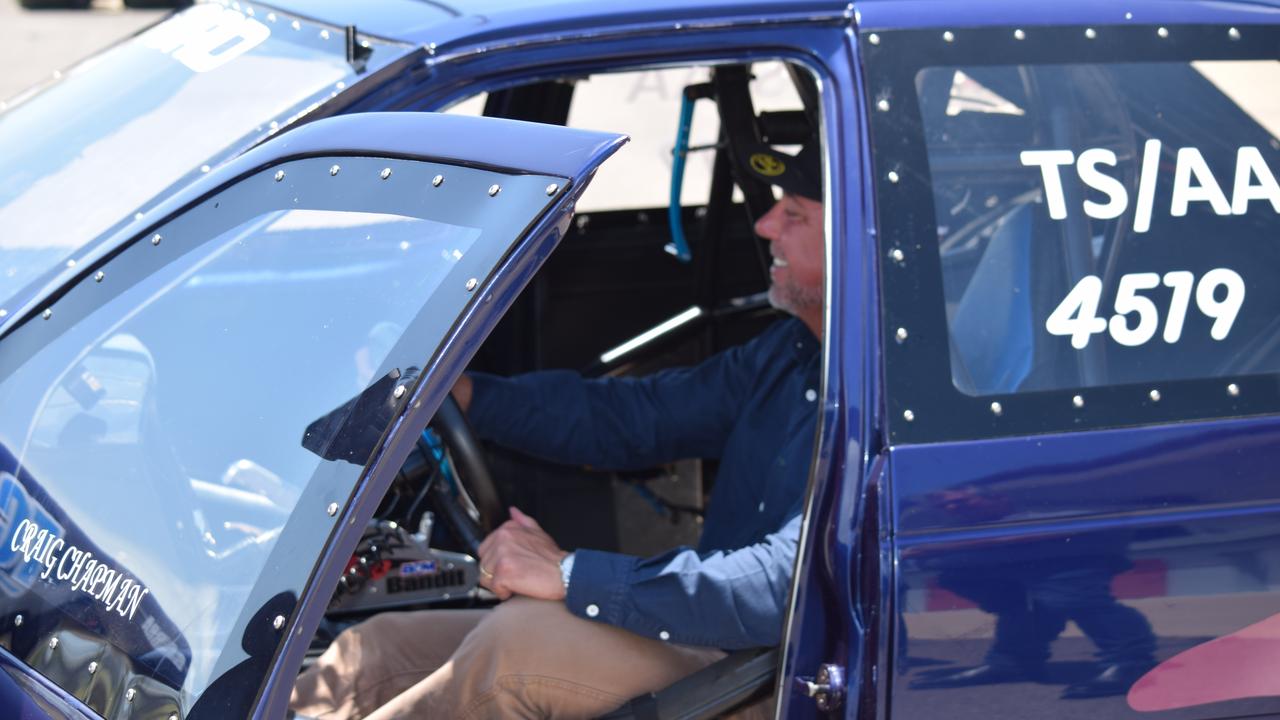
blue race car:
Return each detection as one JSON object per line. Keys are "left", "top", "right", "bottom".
{"left": 0, "top": 0, "right": 1279, "bottom": 718}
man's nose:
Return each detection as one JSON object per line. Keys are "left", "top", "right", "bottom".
{"left": 754, "top": 207, "right": 779, "bottom": 239}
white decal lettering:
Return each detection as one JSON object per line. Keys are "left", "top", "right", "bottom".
{"left": 1078, "top": 148, "right": 1129, "bottom": 219}
{"left": 9, "top": 519, "right": 29, "bottom": 553}
{"left": 1231, "top": 146, "right": 1280, "bottom": 215}
{"left": 1025, "top": 141, "right": 1278, "bottom": 227}
{"left": 6, "top": 519, "right": 151, "bottom": 623}
{"left": 1171, "top": 147, "right": 1232, "bottom": 217}
{"left": 1020, "top": 150, "right": 1075, "bottom": 219}
{"left": 39, "top": 538, "right": 63, "bottom": 581}
{"left": 1047, "top": 269, "right": 1246, "bottom": 348}
{"left": 141, "top": 5, "right": 272, "bottom": 74}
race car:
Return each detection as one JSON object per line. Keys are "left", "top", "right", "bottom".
{"left": 0, "top": 0, "right": 1278, "bottom": 718}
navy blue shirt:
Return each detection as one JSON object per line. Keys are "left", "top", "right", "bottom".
{"left": 468, "top": 318, "right": 820, "bottom": 648}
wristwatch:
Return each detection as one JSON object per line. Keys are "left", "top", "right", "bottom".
{"left": 559, "top": 552, "right": 576, "bottom": 591}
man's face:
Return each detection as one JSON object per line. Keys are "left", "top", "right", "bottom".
{"left": 754, "top": 193, "right": 825, "bottom": 332}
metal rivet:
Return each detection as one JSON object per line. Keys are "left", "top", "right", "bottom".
{"left": 804, "top": 388, "right": 818, "bottom": 402}
{"left": 66, "top": 259, "right": 76, "bottom": 268}
{"left": 380, "top": 168, "right": 392, "bottom": 180}
{"left": 890, "top": 248, "right": 905, "bottom": 263}
{"left": 488, "top": 184, "right": 501, "bottom": 197}
{"left": 942, "top": 30, "right": 955, "bottom": 43}
{"left": 42, "top": 309, "right": 52, "bottom": 320}
{"left": 463, "top": 278, "right": 478, "bottom": 293}
{"left": 13, "top": 614, "right": 21, "bottom": 627}
{"left": 990, "top": 401, "right": 1003, "bottom": 416}
{"left": 868, "top": 33, "right": 880, "bottom": 45}
{"left": 1229, "top": 27, "right": 1241, "bottom": 40}
{"left": 126, "top": 688, "right": 136, "bottom": 702}
{"left": 48, "top": 637, "right": 58, "bottom": 650}
{"left": 200, "top": 164, "right": 210, "bottom": 174}
{"left": 659, "top": 630, "right": 671, "bottom": 641}
{"left": 320, "top": 29, "right": 331, "bottom": 40}
{"left": 393, "top": 385, "right": 407, "bottom": 399}
{"left": 151, "top": 234, "right": 162, "bottom": 246}
{"left": 266, "top": 12, "right": 276, "bottom": 21}
{"left": 329, "top": 165, "right": 340, "bottom": 176}
{"left": 1125, "top": 11, "right": 1134, "bottom": 19}
{"left": 1149, "top": 389, "right": 1161, "bottom": 402}
{"left": 1228, "top": 383, "right": 1240, "bottom": 397}
{"left": 0, "top": 309, "right": 7, "bottom": 318}
{"left": 546, "top": 183, "right": 559, "bottom": 196}
{"left": 903, "top": 409, "right": 915, "bottom": 422}
{"left": 427, "top": 42, "right": 437, "bottom": 55}
{"left": 887, "top": 170, "right": 900, "bottom": 184}
{"left": 272, "top": 615, "right": 285, "bottom": 630}
{"left": 586, "top": 604, "right": 600, "bottom": 618}
{"left": 1085, "top": 28, "right": 1097, "bottom": 39}
{"left": 1157, "top": 27, "right": 1169, "bottom": 38}
{"left": 291, "top": 20, "right": 301, "bottom": 30}
{"left": 169, "top": 713, "right": 179, "bottom": 720}
{"left": 895, "top": 327, "right": 908, "bottom": 343}
{"left": 88, "top": 661, "right": 98, "bottom": 675}
{"left": 432, "top": 174, "right": 444, "bottom": 187}
{"left": 326, "top": 502, "right": 339, "bottom": 516}
{"left": 274, "top": 170, "right": 285, "bottom": 182}
{"left": 876, "top": 98, "right": 890, "bottom": 112}
{"left": 94, "top": 271, "right": 105, "bottom": 282}
{"left": 1073, "top": 395, "right": 1085, "bottom": 408}
{"left": 1014, "top": 28, "right": 1026, "bottom": 40}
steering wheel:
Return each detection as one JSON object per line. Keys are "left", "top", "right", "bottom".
{"left": 424, "top": 394, "right": 503, "bottom": 552}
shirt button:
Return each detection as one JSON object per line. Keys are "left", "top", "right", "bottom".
{"left": 659, "top": 630, "right": 671, "bottom": 641}
{"left": 805, "top": 388, "right": 817, "bottom": 402}
{"left": 586, "top": 604, "right": 600, "bottom": 618}
{"left": 758, "top": 501, "right": 766, "bottom": 512}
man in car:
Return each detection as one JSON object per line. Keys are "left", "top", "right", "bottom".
{"left": 291, "top": 142, "right": 825, "bottom": 720}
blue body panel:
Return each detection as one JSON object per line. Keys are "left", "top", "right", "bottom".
{"left": 888, "top": 416, "right": 1280, "bottom": 718}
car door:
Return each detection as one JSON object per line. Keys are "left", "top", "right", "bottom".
{"left": 0, "top": 111, "right": 625, "bottom": 720}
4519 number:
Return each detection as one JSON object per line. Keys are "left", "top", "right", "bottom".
{"left": 1046, "top": 269, "right": 1244, "bottom": 349}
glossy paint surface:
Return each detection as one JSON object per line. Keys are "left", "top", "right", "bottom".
{"left": 889, "top": 415, "right": 1280, "bottom": 719}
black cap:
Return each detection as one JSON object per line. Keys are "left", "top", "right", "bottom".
{"left": 739, "top": 142, "right": 822, "bottom": 201}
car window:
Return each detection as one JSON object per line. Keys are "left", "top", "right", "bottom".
{"left": 566, "top": 63, "right": 802, "bottom": 211}
{"left": 0, "top": 4, "right": 411, "bottom": 309}
{"left": 865, "top": 25, "right": 1280, "bottom": 442}
{"left": 0, "top": 155, "right": 565, "bottom": 715}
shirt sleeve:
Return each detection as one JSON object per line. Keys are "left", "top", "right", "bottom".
{"left": 464, "top": 323, "right": 792, "bottom": 469}
{"left": 562, "top": 514, "right": 802, "bottom": 649}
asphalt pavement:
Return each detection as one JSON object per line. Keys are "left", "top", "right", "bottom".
{"left": 0, "top": 0, "right": 165, "bottom": 102}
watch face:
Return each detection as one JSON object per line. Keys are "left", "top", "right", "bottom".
{"left": 560, "top": 553, "right": 575, "bottom": 588}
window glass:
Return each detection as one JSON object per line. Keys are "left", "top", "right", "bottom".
{"left": 866, "top": 25, "right": 1280, "bottom": 442}
{"left": 921, "top": 61, "right": 1280, "bottom": 395}
{"left": 0, "top": 156, "right": 562, "bottom": 714}
{"left": 567, "top": 63, "right": 801, "bottom": 211}
{"left": 0, "top": 4, "right": 410, "bottom": 308}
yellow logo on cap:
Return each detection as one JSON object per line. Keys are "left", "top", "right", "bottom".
{"left": 750, "top": 152, "right": 786, "bottom": 177}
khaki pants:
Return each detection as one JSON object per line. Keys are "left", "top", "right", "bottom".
{"left": 291, "top": 597, "right": 773, "bottom": 719}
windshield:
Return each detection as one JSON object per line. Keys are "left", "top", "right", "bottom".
{"left": 0, "top": 154, "right": 565, "bottom": 716}
{"left": 0, "top": 3, "right": 410, "bottom": 308}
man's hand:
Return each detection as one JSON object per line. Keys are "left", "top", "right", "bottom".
{"left": 477, "top": 507, "right": 569, "bottom": 601}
